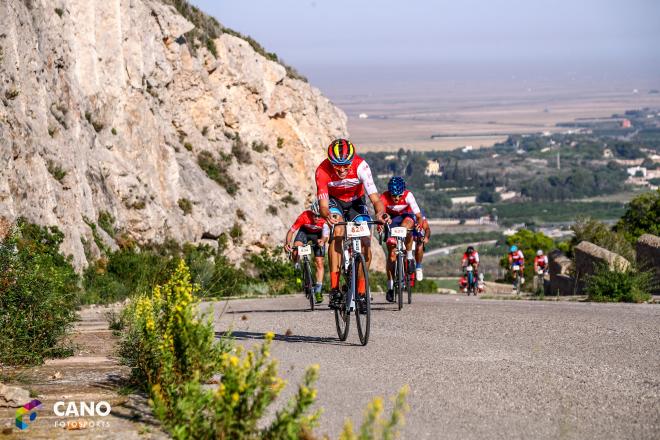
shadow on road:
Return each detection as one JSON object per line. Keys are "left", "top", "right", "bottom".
{"left": 215, "top": 330, "right": 354, "bottom": 347}
{"left": 224, "top": 308, "right": 313, "bottom": 314}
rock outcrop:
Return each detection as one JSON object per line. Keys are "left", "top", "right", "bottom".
{"left": 574, "top": 241, "right": 630, "bottom": 277}
{"left": 0, "top": 0, "right": 353, "bottom": 269}
{"left": 636, "top": 234, "right": 660, "bottom": 294}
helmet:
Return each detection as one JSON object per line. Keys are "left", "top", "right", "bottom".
{"left": 466, "top": 246, "right": 475, "bottom": 254}
{"left": 310, "top": 199, "right": 320, "bottom": 216}
{"left": 510, "top": 245, "right": 518, "bottom": 253}
{"left": 537, "top": 249, "right": 544, "bottom": 256}
{"left": 327, "top": 139, "right": 355, "bottom": 165}
{"left": 388, "top": 176, "right": 406, "bottom": 196}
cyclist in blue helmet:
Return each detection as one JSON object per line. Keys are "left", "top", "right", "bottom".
{"left": 380, "top": 176, "right": 424, "bottom": 302}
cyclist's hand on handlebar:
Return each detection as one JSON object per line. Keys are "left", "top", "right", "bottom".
{"left": 377, "top": 212, "right": 391, "bottom": 224}
{"left": 284, "top": 243, "right": 292, "bottom": 253}
{"left": 326, "top": 213, "right": 341, "bottom": 226}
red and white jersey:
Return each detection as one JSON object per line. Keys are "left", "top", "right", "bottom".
{"left": 462, "top": 251, "right": 480, "bottom": 266}
{"left": 509, "top": 250, "right": 525, "bottom": 265}
{"left": 315, "top": 156, "right": 378, "bottom": 202}
{"left": 534, "top": 255, "right": 548, "bottom": 268}
{"left": 380, "top": 190, "right": 421, "bottom": 217}
{"left": 290, "top": 210, "right": 330, "bottom": 236}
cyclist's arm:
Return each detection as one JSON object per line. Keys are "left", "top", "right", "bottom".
{"left": 405, "top": 192, "right": 422, "bottom": 216}
{"left": 284, "top": 229, "right": 295, "bottom": 252}
{"left": 315, "top": 167, "right": 333, "bottom": 220}
{"left": 368, "top": 192, "right": 388, "bottom": 222}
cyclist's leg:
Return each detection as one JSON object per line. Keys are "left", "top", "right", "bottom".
{"left": 327, "top": 197, "right": 346, "bottom": 292}
{"left": 309, "top": 233, "right": 325, "bottom": 286}
{"left": 292, "top": 230, "right": 307, "bottom": 266}
{"left": 349, "top": 199, "right": 371, "bottom": 296}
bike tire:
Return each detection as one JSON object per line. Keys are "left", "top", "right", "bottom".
{"left": 397, "top": 255, "right": 404, "bottom": 310}
{"left": 335, "top": 266, "right": 351, "bottom": 341}
{"left": 354, "top": 253, "right": 371, "bottom": 346}
{"left": 468, "top": 271, "right": 473, "bottom": 296}
{"left": 407, "top": 271, "right": 412, "bottom": 304}
{"left": 303, "top": 259, "right": 314, "bottom": 311}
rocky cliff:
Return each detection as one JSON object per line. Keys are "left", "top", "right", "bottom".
{"left": 0, "top": 0, "right": 348, "bottom": 268}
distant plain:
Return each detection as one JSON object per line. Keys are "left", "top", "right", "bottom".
{"left": 332, "top": 82, "right": 660, "bottom": 151}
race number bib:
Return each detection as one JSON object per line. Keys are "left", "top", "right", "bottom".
{"left": 391, "top": 227, "right": 407, "bottom": 238}
{"left": 512, "top": 265, "right": 520, "bottom": 272}
{"left": 346, "top": 222, "right": 370, "bottom": 238}
{"left": 298, "top": 245, "right": 312, "bottom": 257}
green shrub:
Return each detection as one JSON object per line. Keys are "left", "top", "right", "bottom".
{"left": 229, "top": 222, "right": 243, "bottom": 242}
{"left": 178, "top": 198, "right": 193, "bottom": 215}
{"left": 231, "top": 136, "right": 252, "bottom": 164}
{"left": 0, "top": 220, "right": 78, "bottom": 365}
{"left": 615, "top": 188, "right": 660, "bottom": 244}
{"left": 47, "top": 159, "right": 66, "bottom": 182}
{"left": 267, "top": 205, "right": 278, "bottom": 215}
{"left": 251, "top": 140, "right": 269, "bottom": 153}
{"left": 585, "top": 264, "right": 653, "bottom": 303}
{"left": 198, "top": 151, "right": 239, "bottom": 196}
{"left": 54, "top": 7, "right": 64, "bottom": 17}
{"left": 340, "top": 386, "right": 409, "bottom": 440}
{"left": 5, "top": 88, "right": 20, "bottom": 100}
{"left": 277, "top": 137, "right": 284, "bottom": 149}
{"left": 183, "top": 142, "right": 193, "bottom": 151}
{"left": 120, "top": 261, "right": 320, "bottom": 439}
{"left": 236, "top": 209, "right": 246, "bottom": 221}
{"left": 111, "top": 127, "right": 117, "bottom": 135}
{"left": 98, "top": 211, "right": 115, "bottom": 238}
{"left": 249, "top": 248, "right": 298, "bottom": 295}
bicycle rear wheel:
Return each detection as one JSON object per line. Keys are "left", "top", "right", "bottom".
{"left": 407, "top": 269, "right": 413, "bottom": 304}
{"left": 303, "top": 259, "right": 314, "bottom": 311}
{"left": 335, "top": 267, "right": 351, "bottom": 341}
{"left": 396, "top": 255, "right": 404, "bottom": 310}
{"left": 354, "top": 253, "right": 371, "bottom": 346}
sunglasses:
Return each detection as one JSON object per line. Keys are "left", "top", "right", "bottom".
{"left": 332, "top": 164, "right": 351, "bottom": 172}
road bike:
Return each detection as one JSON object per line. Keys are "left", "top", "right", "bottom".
{"left": 534, "top": 268, "right": 547, "bottom": 296}
{"left": 297, "top": 244, "right": 316, "bottom": 310}
{"left": 464, "top": 264, "right": 478, "bottom": 296}
{"left": 385, "top": 224, "right": 414, "bottom": 310}
{"left": 330, "top": 220, "right": 381, "bottom": 346}
{"left": 511, "top": 264, "right": 523, "bottom": 295}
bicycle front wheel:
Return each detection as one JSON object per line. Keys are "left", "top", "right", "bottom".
{"left": 303, "top": 259, "right": 314, "bottom": 311}
{"left": 396, "top": 255, "right": 404, "bottom": 310}
{"left": 335, "top": 267, "right": 351, "bottom": 341}
{"left": 354, "top": 253, "right": 371, "bottom": 346}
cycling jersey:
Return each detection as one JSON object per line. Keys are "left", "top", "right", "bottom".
{"left": 509, "top": 250, "right": 525, "bottom": 265}
{"left": 462, "top": 251, "right": 480, "bottom": 266}
{"left": 290, "top": 210, "right": 330, "bottom": 236}
{"left": 534, "top": 255, "right": 548, "bottom": 268}
{"left": 315, "top": 156, "right": 377, "bottom": 202}
{"left": 380, "top": 190, "right": 421, "bottom": 217}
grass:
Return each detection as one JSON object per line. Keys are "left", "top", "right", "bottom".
{"left": 197, "top": 151, "right": 239, "bottom": 196}
{"left": 46, "top": 160, "right": 67, "bottom": 182}
{"left": 178, "top": 198, "right": 193, "bottom": 215}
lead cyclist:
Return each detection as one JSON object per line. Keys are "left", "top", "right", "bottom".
{"left": 315, "top": 139, "right": 389, "bottom": 311}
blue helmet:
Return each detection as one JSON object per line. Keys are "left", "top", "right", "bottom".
{"left": 510, "top": 245, "right": 518, "bottom": 252}
{"left": 388, "top": 176, "right": 406, "bottom": 196}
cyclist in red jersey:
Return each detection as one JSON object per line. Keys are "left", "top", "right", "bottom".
{"left": 316, "top": 139, "right": 389, "bottom": 310}
{"left": 284, "top": 199, "right": 329, "bottom": 304}
{"left": 534, "top": 249, "right": 548, "bottom": 273}
{"left": 380, "top": 176, "right": 423, "bottom": 302}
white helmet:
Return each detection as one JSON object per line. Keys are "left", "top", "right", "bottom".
{"left": 310, "top": 199, "right": 320, "bottom": 216}
{"left": 537, "top": 249, "right": 544, "bottom": 256}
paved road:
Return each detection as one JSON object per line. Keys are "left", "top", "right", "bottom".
{"left": 209, "top": 294, "right": 659, "bottom": 440}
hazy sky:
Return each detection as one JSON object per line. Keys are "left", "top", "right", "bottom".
{"left": 191, "top": 0, "right": 660, "bottom": 92}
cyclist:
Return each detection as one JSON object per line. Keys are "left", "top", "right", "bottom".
{"left": 461, "top": 246, "right": 480, "bottom": 292}
{"left": 284, "top": 199, "right": 329, "bottom": 304}
{"left": 316, "top": 139, "right": 389, "bottom": 311}
{"left": 413, "top": 209, "right": 431, "bottom": 281}
{"left": 380, "top": 176, "right": 423, "bottom": 302}
{"left": 533, "top": 249, "right": 549, "bottom": 292}
{"left": 508, "top": 245, "right": 525, "bottom": 292}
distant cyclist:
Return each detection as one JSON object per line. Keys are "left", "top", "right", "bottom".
{"left": 284, "top": 199, "right": 329, "bottom": 304}
{"left": 316, "top": 139, "right": 389, "bottom": 311}
{"left": 508, "top": 245, "right": 525, "bottom": 292}
{"left": 461, "top": 245, "right": 480, "bottom": 273}
{"left": 413, "top": 210, "right": 431, "bottom": 281}
{"left": 380, "top": 176, "right": 423, "bottom": 302}
{"left": 534, "top": 250, "right": 548, "bottom": 274}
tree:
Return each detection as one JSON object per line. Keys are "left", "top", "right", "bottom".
{"left": 615, "top": 189, "right": 660, "bottom": 243}
{"left": 476, "top": 189, "right": 501, "bottom": 204}
{"left": 499, "top": 229, "right": 554, "bottom": 287}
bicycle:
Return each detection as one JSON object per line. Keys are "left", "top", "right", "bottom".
{"left": 511, "top": 264, "right": 523, "bottom": 295}
{"left": 464, "top": 264, "right": 478, "bottom": 296}
{"left": 330, "top": 220, "right": 382, "bottom": 346}
{"left": 534, "top": 268, "right": 547, "bottom": 296}
{"left": 385, "top": 225, "right": 414, "bottom": 310}
{"left": 297, "top": 244, "right": 316, "bottom": 310}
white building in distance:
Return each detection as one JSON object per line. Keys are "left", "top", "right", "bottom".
{"left": 425, "top": 160, "right": 442, "bottom": 176}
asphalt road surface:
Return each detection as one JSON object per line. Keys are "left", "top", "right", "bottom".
{"left": 209, "top": 294, "right": 659, "bottom": 439}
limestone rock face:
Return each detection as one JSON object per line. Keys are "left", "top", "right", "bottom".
{"left": 0, "top": 0, "right": 354, "bottom": 269}
{"left": 574, "top": 241, "right": 630, "bottom": 278}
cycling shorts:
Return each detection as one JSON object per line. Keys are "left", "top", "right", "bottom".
{"left": 294, "top": 230, "right": 325, "bottom": 257}
{"left": 390, "top": 213, "right": 416, "bottom": 227}
{"left": 329, "top": 196, "right": 371, "bottom": 222}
